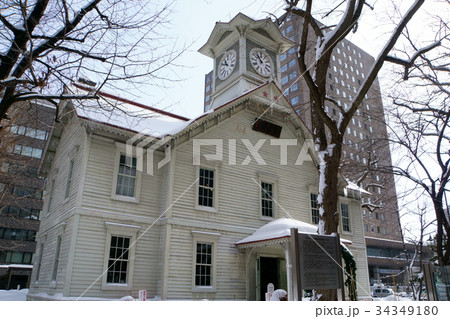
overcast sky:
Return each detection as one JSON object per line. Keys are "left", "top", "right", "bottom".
{"left": 137, "top": 0, "right": 444, "bottom": 120}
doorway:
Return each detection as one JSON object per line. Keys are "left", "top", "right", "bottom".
{"left": 258, "top": 257, "right": 287, "bottom": 300}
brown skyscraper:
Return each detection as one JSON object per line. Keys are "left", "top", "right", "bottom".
{"left": 0, "top": 101, "right": 55, "bottom": 289}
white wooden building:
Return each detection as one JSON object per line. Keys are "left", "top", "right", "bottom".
{"left": 28, "top": 13, "right": 370, "bottom": 301}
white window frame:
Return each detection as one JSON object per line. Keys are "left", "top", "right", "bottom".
{"left": 191, "top": 231, "right": 220, "bottom": 293}
{"left": 34, "top": 243, "right": 44, "bottom": 285}
{"left": 310, "top": 193, "right": 320, "bottom": 225}
{"left": 49, "top": 223, "right": 65, "bottom": 288}
{"left": 195, "top": 165, "right": 219, "bottom": 213}
{"left": 102, "top": 222, "right": 140, "bottom": 290}
{"left": 340, "top": 202, "right": 351, "bottom": 233}
{"left": 46, "top": 178, "right": 55, "bottom": 215}
{"left": 65, "top": 160, "right": 74, "bottom": 199}
{"left": 111, "top": 143, "right": 143, "bottom": 203}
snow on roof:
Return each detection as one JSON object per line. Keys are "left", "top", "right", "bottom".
{"left": 236, "top": 218, "right": 318, "bottom": 246}
{"left": 236, "top": 218, "right": 352, "bottom": 247}
{"left": 68, "top": 83, "right": 190, "bottom": 138}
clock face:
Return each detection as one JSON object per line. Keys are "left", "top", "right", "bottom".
{"left": 250, "top": 48, "right": 273, "bottom": 77}
{"left": 218, "top": 50, "right": 237, "bottom": 80}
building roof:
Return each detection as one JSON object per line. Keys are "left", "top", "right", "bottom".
{"left": 198, "top": 12, "right": 294, "bottom": 58}
{"left": 67, "top": 83, "right": 190, "bottom": 138}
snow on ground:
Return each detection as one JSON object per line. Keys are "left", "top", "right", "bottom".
{"left": 0, "top": 288, "right": 414, "bottom": 301}
{"left": 0, "top": 289, "right": 29, "bottom": 301}
{"left": 373, "top": 295, "right": 414, "bottom": 301}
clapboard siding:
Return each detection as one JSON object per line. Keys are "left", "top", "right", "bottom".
{"left": 30, "top": 116, "right": 85, "bottom": 297}
{"left": 39, "top": 118, "right": 86, "bottom": 230}
{"left": 68, "top": 214, "right": 161, "bottom": 298}
{"left": 81, "top": 137, "right": 163, "bottom": 220}
{"left": 170, "top": 110, "right": 318, "bottom": 229}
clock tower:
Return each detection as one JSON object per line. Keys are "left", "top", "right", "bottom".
{"left": 199, "top": 13, "right": 294, "bottom": 111}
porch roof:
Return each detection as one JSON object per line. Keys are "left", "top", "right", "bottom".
{"left": 235, "top": 218, "right": 352, "bottom": 249}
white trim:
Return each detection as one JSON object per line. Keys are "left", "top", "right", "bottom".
{"left": 339, "top": 200, "right": 352, "bottom": 234}
{"left": 110, "top": 143, "right": 142, "bottom": 203}
{"left": 101, "top": 222, "right": 140, "bottom": 291}
{"left": 258, "top": 177, "right": 277, "bottom": 220}
{"left": 191, "top": 231, "right": 220, "bottom": 293}
{"left": 195, "top": 165, "right": 219, "bottom": 213}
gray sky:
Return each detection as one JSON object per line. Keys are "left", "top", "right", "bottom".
{"left": 140, "top": 0, "right": 443, "bottom": 119}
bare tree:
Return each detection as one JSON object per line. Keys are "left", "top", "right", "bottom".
{"left": 0, "top": 0, "right": 184, "bottom": 119}
{"left": 279, "top": 0, "right": 433, "bottom": 300}
{"left": 398, "top": 203, "right": 436, "bottom": 300}
{"left": 283, "top": 0, "right": 426, "bottom": 234}
{"left": 382, "top": 15, "right": 450, "bottom": 265}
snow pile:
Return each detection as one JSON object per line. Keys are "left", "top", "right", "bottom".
{"left": 0, "top": 289, "right": 29, "bottom": 301}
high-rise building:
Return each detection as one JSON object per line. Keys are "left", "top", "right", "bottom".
{"left": 0, "top": 101, "right": 55, "bottom": 289}
{"left": 204, "top": 11, "right": 411, "bottom": 286}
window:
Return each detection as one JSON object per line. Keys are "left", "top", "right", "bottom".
{"left": 51, "top": 235, "right": 62, "bottom": 282}
{"left": 35, "top": 243, "right": 44, "bottom": 281}
{"left": 1, "top": 205, "right": 40, "bottom": 220}
{"left": 107, "top": 236, "right": 131, "bottom": 284}
{"left": 195, "top": 243, "right": 213, "bottom": 287}
{"left": 291, "top": 96, "right": 299, "bottom": 105}
{"left": 310, "top": 194, "right": 319, "bottom": 224}
{"left": 288, "top": 47, "right": 295, "bottom": 55}
{"left": 364, "top": 224, "right": 369, "bottom": 232}
{"left": 341, "top": 204, "right": 350, "bottom": 232}
{"left": 280, "top": 64, "right": 287, "bottom": 73}
{"left": 13, "top": 144, "right": 42, "bottom": 158}
{"left": 261, "top": 182, "right": 274, "bottom": 217}
{"left": 47, "top": 179, "right": 55, "bottom": 214}
{"left": 289, "top": 71, "right": 297, "bottom": 80}
{"left": 198, "top": 168, "right": 214, "bottom": 207}
{"left": 281, "top": 76, "right": 288, "bottom": 85}
{"left": 10, "top": 125, "right": 48, "bottom": 140}
{"left": 280, "top": 53, "right": 286, "bottom": 61}
{"left": 288, "top": 59, "right": 296, "bottom": 68}
{"left": 116, "top": 155, "right": 137, "bottom": 197}
{"left": 65, "top": 160, "right": 74, "bottom": 199}
{"left": 0, "top": 251, "right": 33, "bottom": 264}
{"left": 0, "top": 228, "right": 36, "bottom": 241}
{"left": 290, "top": 83, "right": 298, "bottom": 92}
